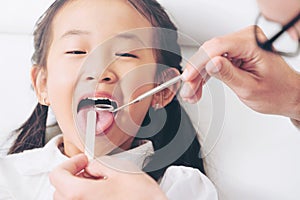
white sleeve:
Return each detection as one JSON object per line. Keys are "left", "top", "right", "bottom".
{"left": 159, "top": 166, "right": 218, "bottom": 200}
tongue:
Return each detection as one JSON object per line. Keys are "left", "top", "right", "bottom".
{"left": 95, "top": 110, "right": 114, "bottom": 134}
{"left": 77, "top": 108, "right": 114, "bottom": 135}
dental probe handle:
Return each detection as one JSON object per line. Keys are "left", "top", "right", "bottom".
{"left": 111, "top": 75, "right": 182, "bottom": 113}
{"left": 134, "top": 75, "right": 182, "bottom": 102}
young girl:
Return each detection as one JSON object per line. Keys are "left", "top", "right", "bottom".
{"left": 0, "top": 0, "right": 217, "bottom": 199}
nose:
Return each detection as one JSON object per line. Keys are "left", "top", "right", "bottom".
{"left": 98, "top": 69, "right": 118, "bottom": 84}
{"left": 84, "top": 66, "right": 118, "bottom": 83}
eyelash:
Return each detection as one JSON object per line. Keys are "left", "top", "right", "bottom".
{"left": 65, "top": 51, "right": 137, "bottom": 58}
{"left": 115, "top": 53, "right": 138, "bottom": 58}
{"left": 65, "top": 50, "right": 87, "bottom": 55}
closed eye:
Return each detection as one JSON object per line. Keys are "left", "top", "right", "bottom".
{"left": 65, "top": 50, "right": 87, "bottom": 55}
{"left": 115, "top": 53, "right": 138, "bottom": 58}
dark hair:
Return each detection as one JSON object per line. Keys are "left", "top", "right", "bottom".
{"left": 136, "top": 102, "right": 204, "bottom": 180}
{"left": 8, "top": 0, "right": 66, "bottom": 154}
{"left": 8, "top": 0, "right": 205, "bottom": 180}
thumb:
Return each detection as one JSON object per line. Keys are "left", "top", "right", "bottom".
{"left": 49, "top": 154, "right": 88, "bottom": 187}
{"left": 86, "top": 156, "right": 141, "bottom": 177}
{"left": 205, "top": 56, "right": 245, "bottom": 88}
{"left": 62, "top": 153, "right": 89, "bottom": 175}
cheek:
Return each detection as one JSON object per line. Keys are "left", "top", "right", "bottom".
{"left": 46, "top": 66, "right": 78, "bottom": 134}
{"left": 129, "top": 97, "right": 152, "bottom": 125}
{"left": 118, "top": 66, "right": 157, "bottom": 101}
{"left": 126, "top": 82, "right": 155, "bottom": 128}
{"left": 114, "top": 97, "right": 151, "bottom": 139}
{"left": 114, "top": 73, "right": 156, "bottom": 135}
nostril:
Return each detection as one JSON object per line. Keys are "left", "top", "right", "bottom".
{"left": 102, "top": 77, "right": 111, "bottom": 81}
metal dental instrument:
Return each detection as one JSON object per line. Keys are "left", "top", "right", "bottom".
{"left": 96, "top": 74, "right": 182, "bottom": 113}
{"left": 95, "top": 104, "right": 115, "bottom": 111}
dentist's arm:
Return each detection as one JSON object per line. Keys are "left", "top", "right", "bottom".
{"left": 180, "top": 26, "right": 300, "bottom": 125}
{"left": 49, "top": 154, "right": 167, "bottom": 200}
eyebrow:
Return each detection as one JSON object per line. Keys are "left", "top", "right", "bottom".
{"left": 114, "top": 33, "right": 146, "bottom": 46}
{"left": 60, "top": 29, "right": 90, "bottom": 39}
{"left": 60, "top": 30, "right": 147, "bottom": 46}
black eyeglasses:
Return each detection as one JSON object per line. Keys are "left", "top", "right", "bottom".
{"left": 254, "top": 12, "right": 300, "bottom": 57}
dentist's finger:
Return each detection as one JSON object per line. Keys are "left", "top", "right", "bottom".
{"left": 184, "top": 82, "right": 204, "bottom": 104}
{"left": 205, "top": 56, "right": 251, "bottom": 92}
{"left": 86, "top": 156, "right": 141, "bottom": 177}
{"left": 180, "top": 73, "right": 203, "bottom": 100}
{"left": 84, "top": 159, "right": 109, "bottom": 178}
{"left": 182, "top": 47, "right": 210, "bottom": 81}
{"left": 183, "top": 30, "right": 252, "bottom": 82}
{"left": 180, "top": 79, "right": 204, "bottom": 104}
{"left": 49, "top": 154, "right": 88, "bottom": 188}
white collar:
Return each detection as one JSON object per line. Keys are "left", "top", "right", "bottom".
{"left": 107, "top": 140, "right": 154, "bottom": 171}
{"left": 9, "top": 135, "right": 154, "bottom": 175}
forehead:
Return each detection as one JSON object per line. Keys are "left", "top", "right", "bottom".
{"left": 51, "top": 0, "right": 153, "bottom": 44}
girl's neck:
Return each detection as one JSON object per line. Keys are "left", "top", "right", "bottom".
{"left": 62, "top": 136, "right": 135, "bottom": 157}
{"left": 62, "top": 138, "right": 84, "bottom": 157}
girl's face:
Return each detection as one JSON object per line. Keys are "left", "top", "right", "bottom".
{"left": 39, "top": 0, "right": 160, "bottom": 157}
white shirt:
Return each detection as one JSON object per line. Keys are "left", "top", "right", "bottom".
{"left": 0, "top": 135, "right": 218, "bottom": 200}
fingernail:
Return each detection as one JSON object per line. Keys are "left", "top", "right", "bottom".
{"left": 181, "top": 68, "right": 189, "bottom": 81}
{"left": 206, "top": 61, "right": 220, "bottom": 74}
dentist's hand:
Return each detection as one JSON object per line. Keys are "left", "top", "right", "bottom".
{"left": 49, "top": 154, "right": 167, "bottom": 200}
{"left": 180, "top": 25, "right": 300, "bottom": 122}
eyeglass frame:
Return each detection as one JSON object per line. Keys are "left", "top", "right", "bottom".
{"left": 254, "top": 12, "right": 300, "bottom": 57}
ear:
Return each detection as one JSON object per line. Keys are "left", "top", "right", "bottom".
{"left": 31, "top": 65, "right": 49, "bottom": 106}
{"left": 151, "top": 68, "right": 181, "bottom": 110}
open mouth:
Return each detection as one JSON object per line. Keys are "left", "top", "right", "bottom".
{"left": 77, "top": 97, "right": 118, "bottom": 113}
{"left": 76, "top": 97, "right": 118, "bottom": 135}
